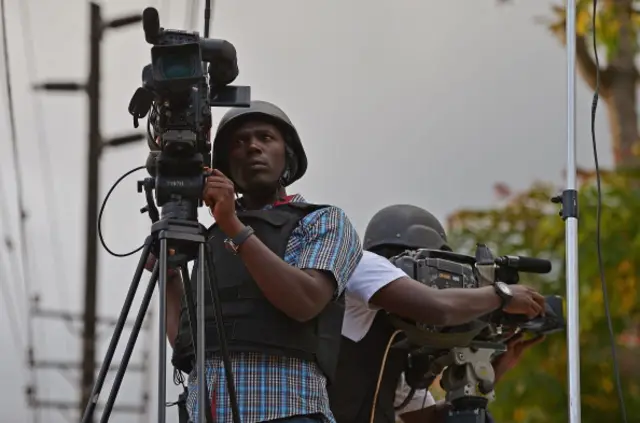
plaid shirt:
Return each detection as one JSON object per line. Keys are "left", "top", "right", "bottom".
{"left": 186, "top": 194, "right": 362, "bottom": 423}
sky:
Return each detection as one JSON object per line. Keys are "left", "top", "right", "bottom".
{"left": 0, "top": 0, "right": 613, "bottom": 422}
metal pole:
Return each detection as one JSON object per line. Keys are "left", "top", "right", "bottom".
{"left": 158, "top": 239, "right": 168, "bottom": 423}
{"left": 565, "top": 1, "right": 581, "bottom": 422}
{"left": 80, "top": 3, "right": 102, "bottom": 419}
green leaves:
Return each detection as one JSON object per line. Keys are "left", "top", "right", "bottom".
{"left": 447, "top": 173, "right": 640, "bottom": 422}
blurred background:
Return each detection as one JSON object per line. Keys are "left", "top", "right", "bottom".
{"left": 0, "top": 0, "right": 637, "bottom": 422}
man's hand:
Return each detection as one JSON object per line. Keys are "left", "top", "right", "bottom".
{"left": 203, "top": 169, "right": 242, "bottom": 236}
{"left": 493, "top": 332, "right": 546, "bottom": 382}
{"left": 503, "top": 285, "right": 546, "bottom": 319}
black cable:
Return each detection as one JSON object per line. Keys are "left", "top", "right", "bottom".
{"left": 589, "top": 1, "right": 628, "bottom": 422}
{"left": 98, "top": 166, "right": 147, "bottom": 257}
{"left": 204, "top": 0, "right": 213, "bottom": 38}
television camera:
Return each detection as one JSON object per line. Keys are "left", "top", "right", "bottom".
{"left": 388, "top": 244, "right": 566, "bottom": 423}
{"left": 128, "top": 6, "right": 250, "bottom": 222}
{"left": 83, "top": 6, "right": 250, "bottom": 423}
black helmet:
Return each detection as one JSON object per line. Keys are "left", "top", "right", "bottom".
{"left": 211, "top": 100, "right": 308, "bottom": 186}
{"left": 363, "top": 204, "right": 449, "bottom": 251}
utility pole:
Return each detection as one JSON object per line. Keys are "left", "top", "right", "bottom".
{"left": 82, "top": 4, "right": 101, "bottom": 416}
{"left": 33, "top": 3, "right": 145, "bottom": 420}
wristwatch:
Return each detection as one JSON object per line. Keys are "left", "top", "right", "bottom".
{"left": 494, "top": 281, "right": 513, "bottom": 309}
{"left": 224, "top": 226, "right": 255, "bottom": 255}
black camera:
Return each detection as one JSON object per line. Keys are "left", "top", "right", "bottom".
{"left": 388, "top": 244, "right": 566, "bottom": 413}
{"left": 388, "top": 243, "right": 565, "bottom": 349}
{"left": 128, "top": 7, "right": 250, "bottom": 219}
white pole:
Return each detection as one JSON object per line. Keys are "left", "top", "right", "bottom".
{"left": 565, "top": 0, "right": 581, "bottom": 422}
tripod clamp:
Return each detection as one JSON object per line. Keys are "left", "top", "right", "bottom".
{"left": 440, "top": 345, "right": 503, "bottom": 423}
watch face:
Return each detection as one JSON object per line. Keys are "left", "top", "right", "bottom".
{"left": 497, "top": 282, "right": 512, "bottom": 296}
{"left": 224, "top": 239, "right": 238, "bottom": 254}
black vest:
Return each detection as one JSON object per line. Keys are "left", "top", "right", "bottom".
{"left": 171, "top": 202, "right": 345, "bottom": 383}
{"left": 328, "top": 311, "right": 407, "bottom": 423}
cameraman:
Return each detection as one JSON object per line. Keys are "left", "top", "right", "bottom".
{"left": 327, "top": 205, "right": 546, "bottom": 423}
{"left": 155, "top": 100, "right": 362, "bottom": 423}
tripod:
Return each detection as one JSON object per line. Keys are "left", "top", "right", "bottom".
{"left": 81, "top": 180, "right": 242, "bottom": 423}
{"left": 439, "top": 345, "right": 501, "bottom": 423}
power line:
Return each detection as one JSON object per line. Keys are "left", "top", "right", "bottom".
{"left": 161, "top": 0, "right": 171, "bottom": 22}
{"left": 18, "top": 0, "right": 73, "bottom": 318}
{"left": 0, "top": 6, "right": 26, "bottom": 315}
{"left": 184, "top": 0, "right": 195, "bottom": 30}
{"left": 0, "top": 1, "right": 38, "bottom": 422}
{"left": 0, "top": 0, "right": 32, "bottom": 306}
{"left": 0, "top": 244, "right": 25, "bottom": 353}
{"left": 0, "top": 172, "right": 26, "bottom": 321}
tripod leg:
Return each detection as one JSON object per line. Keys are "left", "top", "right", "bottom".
{"left": 203, "top": 243, "right": 241, "bottom": 423}
{"left": 180, "top": 266, "right": 213, "bottom": 423}
{"left": 99, "top": 266, "right": 159, "bottom": 423}
{"left": 81, "top": 237, "right": 154, "bottom": 423}
{"left": 158, "top": 238, "right": 169, "bottom": 423}
{"left": 197, "top": 243, "right": 208, "bottom": 423}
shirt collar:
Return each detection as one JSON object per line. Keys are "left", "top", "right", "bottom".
{"left": 236, "top": 193, "right": 306, "bottom": 211}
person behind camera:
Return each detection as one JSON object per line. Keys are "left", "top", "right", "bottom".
{"left": 327, "top": 204, "right": 546, "bottom": 423}
{"left": 154, "top": 100, "right": 362, "bottom": 423}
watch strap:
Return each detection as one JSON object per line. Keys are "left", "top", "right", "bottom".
{"left": 226, "top": 226, "right": 255, "bottom": 254}
{"left": 232, "top": 225, "right": 255, "bottom": 246}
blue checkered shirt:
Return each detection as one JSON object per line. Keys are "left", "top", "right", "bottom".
{"left": 186, "top": 194, "right": 362, "bottom": 423}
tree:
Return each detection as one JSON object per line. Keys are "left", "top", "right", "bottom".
{"left": 446, "top": 173, "right": 640, "bottom": 422}
{"left": 507, "top": 0, "right": 640, "bottom": 168}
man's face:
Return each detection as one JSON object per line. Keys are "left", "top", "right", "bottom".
{"left": 226, "top": 119, "right": 287, "bottom": 193}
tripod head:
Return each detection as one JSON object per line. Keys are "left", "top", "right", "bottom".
{"left": 438, "top": 344, "right": 503, "bottom": 423}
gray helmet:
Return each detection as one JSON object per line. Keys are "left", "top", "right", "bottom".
{"left": 363, "top": 204, "right": 449, "bottom": 251}
{"left": 211, "top": 100, "right": 308, "bottom": 186}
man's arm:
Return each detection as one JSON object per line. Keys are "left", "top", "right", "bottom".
{"left": 165, "top": 273, "right": 184, "bottom": 348}
{"left": 223, "top": 207, "right": 362, "bottom": 322}
{"left": 352, "top": 253, "right": 544, "bottom": 327}
{"left": 370, "top": 275, "right": 502, "bottom": 326}
{"left": 145, "top": 255, "right": 184, "bottom": 348}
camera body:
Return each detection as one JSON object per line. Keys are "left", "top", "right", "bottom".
{"left": 387, "top": 244, "right": 566, "bottom": 392}
{"left": 129, "top": 8, "right": 251, "bottom": 221}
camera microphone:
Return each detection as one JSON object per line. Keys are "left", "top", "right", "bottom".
{"left": 494, "top": 255, "right": 552, "bottom": 274}
{"left": 142, "top": 7, "right": 160, "bottom": 44}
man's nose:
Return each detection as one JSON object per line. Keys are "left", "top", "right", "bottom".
{"left": 244, "top": 136, "right": 263, "bottom": 153}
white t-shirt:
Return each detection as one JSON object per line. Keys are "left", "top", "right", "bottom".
{"left": 343, "top": 251, "right": 436, "bottom": 414}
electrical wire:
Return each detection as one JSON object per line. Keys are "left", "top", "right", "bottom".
{"left": 0, "top": 245, "right": 25, "bottom": 353}
{"left": 185, "top": 0, "right": 195, "bottom": 30}
{"left": 0, "top": 0, "right": 32, "bottom": 311}
{"left": 589, "top": 1, "right": 628, "bottom": 422}
{"left": 0, "top": 2, "right": 39, "bottom": 422}
{"left": 0, "top": 170, "right": 26, "bottom": 327}
{"left": 17, "top": 0, "right": 73, "bottom": 321}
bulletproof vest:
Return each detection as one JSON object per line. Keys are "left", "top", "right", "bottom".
{"left": 328, "top": 311, "right": 407, "bottom": 423}
{"left": 171, "top": 202, "right": 345, "bottom": 383}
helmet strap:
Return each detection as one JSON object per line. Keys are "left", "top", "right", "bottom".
{"left": 278, "top": 144, "right": 296, "bottom": 187}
